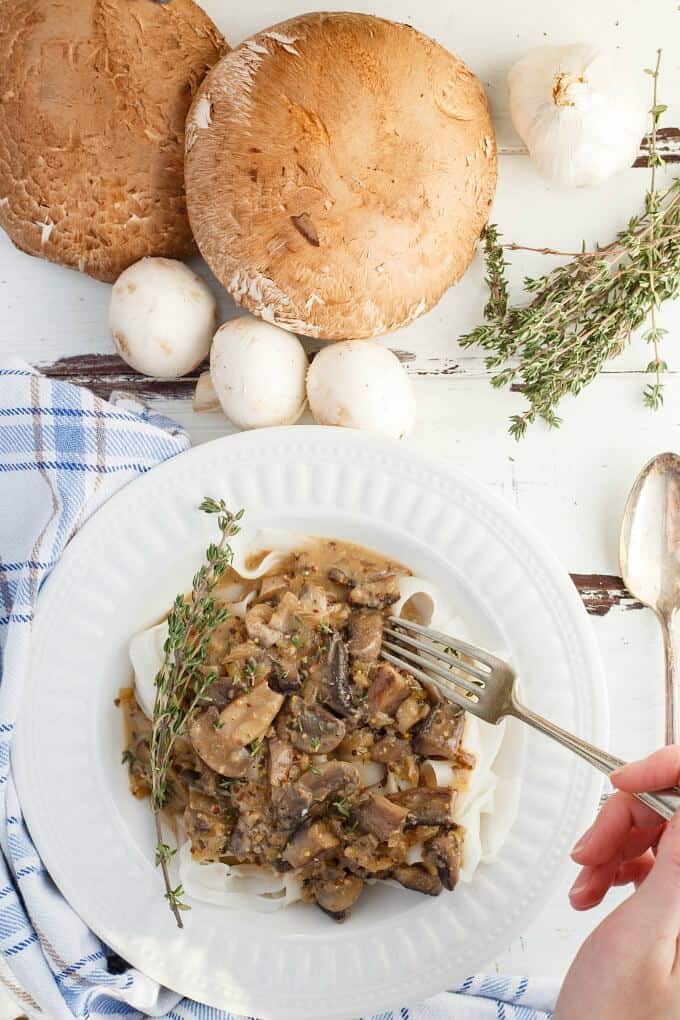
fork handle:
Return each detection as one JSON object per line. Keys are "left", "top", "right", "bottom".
{"left": 510, "top": 697, "right": 680, "bottom": 823}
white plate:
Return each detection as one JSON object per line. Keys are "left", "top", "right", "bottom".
{"left": 13, "top": 427, "right": 606, "bottom": 1020}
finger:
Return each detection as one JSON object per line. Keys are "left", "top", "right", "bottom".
{"left": 572, "top": 816, "right": 662, "bottom": 867}
{"left": 611, "top": 851, "right": 656, "bottom": 889}
{"left": 571, "top": 790, "right": 665, "bottom": 865}
{"left": 633, "top": 813, "right": 680, "bottom": 936}
{"left": 569, "top": 858, "right": 621, "bottom": 910}
{"left": 569, "top": 851, "right": 656, "bottom": 911}
{"left": 612, "top": 746, "right": 680, "bottom": 793}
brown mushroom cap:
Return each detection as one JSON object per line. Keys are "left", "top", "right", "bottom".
{"left": 0, "top": 0, "right": 226, "bottom": 282}
{"left": 185, "top": 12, "right": 496, "bottom": 340}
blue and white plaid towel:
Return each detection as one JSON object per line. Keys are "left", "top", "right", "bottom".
{"left": 0, "top": 357, "right": 557, "bottom": 1020}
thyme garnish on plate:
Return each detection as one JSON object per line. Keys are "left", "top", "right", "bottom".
{"left": 460, "top": 51, "right": 680, "bottom": 439}
{"left": 149, "top": 497, "right": 243, "bottom": 927}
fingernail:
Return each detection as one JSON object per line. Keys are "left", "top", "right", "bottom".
{"left": 571, "top": 826, "right": 592, "bottom": 857}
{"left": 569, "top": 878, "right": 588, "bottom": 898}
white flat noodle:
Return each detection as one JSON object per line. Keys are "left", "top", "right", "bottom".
{"left": 212, "top": 580, "right": 246, "bottom": 603}
{"left": 422, "top": 759, "right": 456, "bottom": 788}
{"left": 392, "top": 576, "right": 439, "bottom": 625}
{"left": 382, "top": 771, "right": 399, "bottom": 794}
{"left": 230, "top": 529, "right": 311, "bottom": 579}
{"left": 406, "top": 842, "right": 425, "bottom": 865}
{"left": 455, "top": 715, "right": 500, "bottom": 880}
{"left": 128, "top": 621, "right": 167, "bottom": 718}
{"left": 178, "top": 842, "right": 302, "bottom": 912}
{"left": 478, "top": 712, "right": 524, "bottom": 860}
{"left": 230, "top": 590, "right": 256, "bottom": 619}
{"left": 351, "top": 759, "right": 385, "bottom": 788}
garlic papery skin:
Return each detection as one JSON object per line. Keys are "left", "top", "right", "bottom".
{"left": 508, "top": 45, "right": 648, "bottom": 188}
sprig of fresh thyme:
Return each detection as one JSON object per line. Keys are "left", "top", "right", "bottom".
{"left": 150, "top": 497, "right": 243, "bottom": 927}
{"left": 460, "top": 50, "right": 680, "bottom": 439}
{"left": 481, "top": 223, "right": 509, "bottom": 321}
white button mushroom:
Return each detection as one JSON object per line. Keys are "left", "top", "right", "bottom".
{"left": 109, "top": 257, "right": 218, "bottom": 378}
{"left": 210, "top": 316, "right": 308, "bottom": 429}
{"left": 306, "top": 341, "right": 416, "bottom": 440}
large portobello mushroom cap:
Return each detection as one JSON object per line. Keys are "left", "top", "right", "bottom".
{"left": 0, "top": 0, "right": 226, "bottom": 282}
{"left": 185, "top": 12, "right": 497, "bottom": 340}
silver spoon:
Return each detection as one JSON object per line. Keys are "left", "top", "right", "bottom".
{"left": 620, "top": 452, "right": 680, "bottom": 745}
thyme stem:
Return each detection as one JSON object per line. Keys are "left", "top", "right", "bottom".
{"left": 149, "top": 498, "right": 244, "bottom": 926}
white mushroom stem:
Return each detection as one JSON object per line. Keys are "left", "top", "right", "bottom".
{"left": 193, "top": 370, "right": 221, "bottom": 412}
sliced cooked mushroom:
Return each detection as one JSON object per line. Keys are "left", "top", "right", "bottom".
{"left": 343, "top": 833, "right": 394, "bottom": 876}
{"left": 413, "top": 703, "right": 465, "bottom": 760}
{"left": 188, "top": 682, "right": 284, "bottom": 776}
{"left": 298, "top": 583, "right": 328, "bottom": 618}
{"left": 268, "top": 645, "right": 301, "bottom": 693}
{"left": 313, "top": 872, "right": 364, "bottom": 922}
{"left": 197, "top": 676, "right": 240, "bottom": 711}
{"left": 370, "top": 733, "right": 411, "bottom": 763}
{"left": 349, "top": 575, "right": 400, "bottom": 609}
{"left": 300, "top": 760, "right": 360, "bottom": 802}
{"left": 391, "top": 863, "right": 443, "bottom": 896}
{"left": 269, "top": 591, "right": 299, "bottom": 634}
{"left": 395, "top": 695, "right": 430, "bottom": 734}
{"left": 268, "top": 738, "right": 295, "bottom": 786}
{"left": 328, "top": 566, "right": 354, "bottom": 587}
{"left": 388, "top": 788, "right": 454, "bottom": 827}
{"left": 274, "top": 761, "right": 359, "bottom": 832}
{"left": 259, "top": 575, "right": 289, "bottom": 601}
{"left": 283, "top": 821, "right": 339, "bottom": 868}
{"left": 327, "top": 602, "right": 352, "bottom": 630}
{"left": 229, "top": 810, "right": 269, "bottom": 858}
{"left": 226, "top": 640, "right": 263, "bottom": 663}
{"left": 288, "top": 699, "right": 347, "bottom": 754}
{"left": 337, "top": 726, "right": 375, "bottom": 760}
{"left": 356, "top": 794, "right": 409, "bottom": 841}
{"left": 319, "top": 634, "right": 355, "bottom": 717}
{"left": 273, "top": 784, "right": 314, "bottom": 830}
{"left": 183, "top": 799, "right": 230, "bottom": 861}
{"left": 206, "top": 618, "right": 240, "bottom": 664}
{"left": 245, "top": 604, "right": 280, "bottom": 647}
{"left": 348, "top": 610, "right": 384, "bottom": 661}
{"left": 423, "top": 829, "right": 462, "bottom": 891}
{"left": 367, "top": 662, "right": 411, "bottom": 715}
{"left": 390, "top": 754, "right": 421, "bottom": 789}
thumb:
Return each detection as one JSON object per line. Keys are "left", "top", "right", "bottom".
{"left": 634, "top": 812, "right": 680, "bottom": 933}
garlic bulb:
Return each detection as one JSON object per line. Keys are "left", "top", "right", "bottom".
{"left": 508, "top": 45, "right": 647, "bottom": 188}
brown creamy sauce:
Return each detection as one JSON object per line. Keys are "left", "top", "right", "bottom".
{"left": 121, "top": 538, "right": 474, "bottom": 921}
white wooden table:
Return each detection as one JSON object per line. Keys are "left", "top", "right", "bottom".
{"left": 1, "top": 1, "right": 679, "bottom": 1015}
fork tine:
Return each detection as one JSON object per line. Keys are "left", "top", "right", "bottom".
{"left": 380, "top": 649, "right": 475, "bottom": 712}
{"left": 381, "top": 638, "right": 483, "bottom": 697}
{"left": 386, "top": 616, "right": 505, "bottom": 671}
{"left": 383, "top": 626, "right": 489, "bottom": 683}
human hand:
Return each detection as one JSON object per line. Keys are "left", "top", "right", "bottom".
{"left": 555, "top": 747, "right": 680, "bottom": 1019}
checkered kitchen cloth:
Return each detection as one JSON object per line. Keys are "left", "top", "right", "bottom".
{"left": 0, "top": 358, "right": 557, "bottom": 1019}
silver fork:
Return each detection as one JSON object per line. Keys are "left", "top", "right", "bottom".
{"left": 382, "top": 616, "right": 680, "bottom": 822}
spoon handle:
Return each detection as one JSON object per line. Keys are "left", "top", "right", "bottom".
{"left": 661, "top": 610, "right": 680, "bottom": 746}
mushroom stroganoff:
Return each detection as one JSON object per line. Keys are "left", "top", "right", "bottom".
{"left": 121, "top": 536, "right": 514, "bottom": 922}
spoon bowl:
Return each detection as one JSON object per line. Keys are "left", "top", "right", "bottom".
{"left": 620, "top": 452, "right": 680, "bottom": 744}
